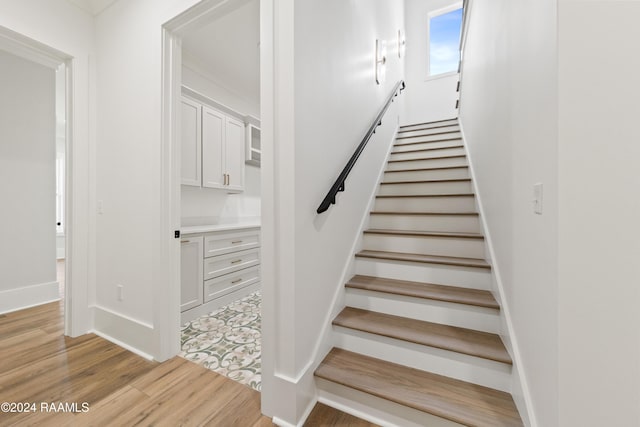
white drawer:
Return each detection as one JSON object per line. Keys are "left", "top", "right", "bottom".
{"left": 204, "top": 229, "right": 260, "bottom": 258}
{"left": 204, "top": 248, "right": 260, "bottom": 280}
{"left": 204, "top": 266, "right": 260, "bottom": 303}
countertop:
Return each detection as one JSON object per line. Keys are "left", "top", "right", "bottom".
{"left": 181, "top": 217, "right": 260, "bottom": 235}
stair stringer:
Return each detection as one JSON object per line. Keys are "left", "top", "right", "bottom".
{"left": 457, "top": 120, "right": 536, "bottom": 427}
{"left": 297, "top": 125, "right": 401, "bottom": 426}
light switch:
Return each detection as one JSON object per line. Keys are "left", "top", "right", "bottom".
{"left": 533, "top": 183, "right": 543, "bottom": 214}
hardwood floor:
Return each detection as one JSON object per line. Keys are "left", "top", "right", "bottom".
{"left": 0, "top": 301, "right": 373, "bottom": 426}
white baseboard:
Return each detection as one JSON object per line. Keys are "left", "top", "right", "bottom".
{"left": 0, "top": 281, "right": 59, "bottom": 314}
{"left": 91, "top": 305, "right": 155, "bottom": 360}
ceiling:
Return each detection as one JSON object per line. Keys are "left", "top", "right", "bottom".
{"left": 66, "top": 0, "right": 118, "bottom": 15}
{"left": 181, "top": 0, "right": 260, "bottom": 106}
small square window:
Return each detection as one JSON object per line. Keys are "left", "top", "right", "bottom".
{"left": 428, "top": 5, "right": 463, "bottom": 77}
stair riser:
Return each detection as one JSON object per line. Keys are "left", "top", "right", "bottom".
{"left": 369, "top": 214, "right": 481, "bottom": 233}
{"left": 390, "top": 147, "right": 465, "bottom": 161}
{"left": 384, "top": 168, "right": 469, "bottom": 182}
{"left": 355, "top": 258, "right": 492, "bottom": 289}
{"left": 398, "top": 125, "right": 460, "bottom": 138}
{"left": 363, "top": 234, "right": 485, "bottom": 259}
{"left": 395, "top": 132, "right": 462, "bottom": 145}
{"left": 333, "top": 328, "right": 512, "bottom": 392}
{"left": 374, "top": 196, "right": 476, "bottom": 213}
{"left": 393, "top": 139, "right": 462, "bottom": 152}
{"left": 316, "top": 378, "right": 465, "bottom": 427}
{"left": 400, "top": 120, "right": 459, "bottom": 132}
{"left": 345, "top": 288, "right": 500, "bottom": 333}
{"left": 377, "top": 181, "right": 472, "bottom": 196}
{"left": 386, "top": 156, "right": 467, "bottom": 171}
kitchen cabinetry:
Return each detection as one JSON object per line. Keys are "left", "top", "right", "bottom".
{"left": 181, "top": 95, "right": 245, "bottom": 192}
{"left": 245, "top": 124, "right": 261, "bottom": 167}
{"left": 180, "top": 226, "right": 260, "bottom": 324}
{"left": 180, "top": 236, "right": 204, "bottom": 312}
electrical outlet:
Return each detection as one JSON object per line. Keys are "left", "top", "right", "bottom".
{"left": 533, "top": 183, "right": 543, "bottom": 214}
{"left": 117, "top": 284, "right": 124, "bottom": 301}
{"left": 97, "top": 200, "right": 104, "bottom": 214}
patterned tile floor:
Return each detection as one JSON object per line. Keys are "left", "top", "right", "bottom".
{"left": 180, "top": 291, "right": 262, "bottom": 391}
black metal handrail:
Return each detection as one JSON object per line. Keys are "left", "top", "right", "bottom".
{"left": 317, "top": 80, "right": 406, "bottom": 214}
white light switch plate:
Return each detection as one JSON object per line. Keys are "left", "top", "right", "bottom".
{"left": 533, "top": 183, "right": 543, "bottom": 214}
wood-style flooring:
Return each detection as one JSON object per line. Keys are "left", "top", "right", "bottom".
{"left": 0, "top": 300, "right": 376, "bottom": 426}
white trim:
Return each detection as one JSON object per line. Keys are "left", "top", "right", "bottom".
{"left": 0, "top": 281, "right": 60, "bottom": 315}
{"left": 91, "top": 329, "right": 155, "bottom": 361}
{"left": 92, "top": 305, "right": 156, "bottom": 360}
{"left": 424, "top": 71, "right": 459, "bottom": 82}
{"left": 425, "top": 2, "right": 464, "bottom": 79}
{"left": 271, "top": 395, "right": 316, "bottom": 427}
{"left": 457, "top": 120, "right": 535, "bottom": 427}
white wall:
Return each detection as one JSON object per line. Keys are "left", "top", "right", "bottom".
{"left": 261, "top": 0, "right": 404, "bottom": 423}
{"left": 180, "top": 64, "right": 261, "bottom": 224}
{"left": 402, "top": 0, "right": 459, "bottom": 125}
{"left": 458, "top": 0, "right": 558, "bottom": 425}
{"left": 181, "top": 167, "right": 261, "bottom": 223}
{"left": 558, "top": 2, "right": 640, "bottom": 426}
{"left": 182, "top": 63, "right": 260, "bottom": 118}
{"left": 0, "top": 0, "right": 95, "bottom": 334}
{"left": 0, "top": 49, "right": 58, "bottom": 312}
{"left": 92, "top": 0, "right": 203, "bottom": 356}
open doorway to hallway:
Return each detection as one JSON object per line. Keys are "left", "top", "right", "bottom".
{"left": 0, "top": 34, "right": 70, "bottom": 322}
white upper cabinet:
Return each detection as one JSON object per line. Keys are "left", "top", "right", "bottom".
{"left": 225, "top": 116, "right": 245, "bottom": 192}
{"left": 180, "top": 98, "right": 201, "bottom": 187}
{"left": 202, "top": 106, "right": 226, "bottom": 189}
{"left": 181, "top": 94, "right": 246, "bottom": 193}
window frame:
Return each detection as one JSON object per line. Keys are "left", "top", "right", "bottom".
{"left": 425, "top": 2, "right": 463, "bottom": 80}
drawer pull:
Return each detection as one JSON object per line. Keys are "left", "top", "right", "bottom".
{"left": 231, "top": 278, "right": 243, "bottom": 284}
{"left": 230, "top": 259, "right": 243, "bottom": 264}
{"left": 180, "top": 240, "right": 189, "bottom": 243}
{"left": 231, "top": 240, "right": 243, "bottom": 244}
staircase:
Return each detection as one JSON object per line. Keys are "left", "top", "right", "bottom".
{"left": 314, "top": 119, "right": 524, "bottom": 427}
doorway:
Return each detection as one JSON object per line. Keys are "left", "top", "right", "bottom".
{"left": 0, "top": 27, "right": 73, "bottom": 332}
{"left": 161, "top": 0, "right": 262, "bottom": 390}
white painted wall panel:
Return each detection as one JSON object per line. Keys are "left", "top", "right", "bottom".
{"left": 558, "top": 2, "right": 640, "bottom": 426}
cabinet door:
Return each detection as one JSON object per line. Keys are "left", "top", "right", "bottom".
{"left": 202, "top": 106, "right": 226, "bottom": 189}
{"left": 180, "top": 98, "right": 201, "bottom": 186}
{"left": 225, "top": 116, "right": 245, "bottom": 192}
{"left": 180, "top": 236, "right": 204, "bottom": 312}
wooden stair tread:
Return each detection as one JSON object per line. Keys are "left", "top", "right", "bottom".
{"left": 376, "top": 193, "right": 474, "bottom": 198}
{"left": 394, "top": 137, "right": 462, "bottom": 147}
{"left": 388, "top": 155, "right": 466, "bottom": 163}
{"left": 315, "top": 348, "right": 523, "bottom": 427}
{"left": 399, "top": 118, "right": 458, "bottom": 128}
{"left": 385, "top": 165, "right": 468, "bottom": 173}
{"left": 380, "top": 178, "right": 471, "bottom": 185}
{"left": 397, "top": 124, "right": 459, "bottom": 134}
{"left": 370, "top": 211, "right": 478, "bottom": 216}
{"left": 356, "top": 250, "right": 491, "bottom": 269}
{"left": 364, "top": 229, "right": 484, "bottom": 239}
{"left": 396, "top": 130, "right": 461, "bottom": 140}
{"left": 334, "top": 307, "right": 510, "bottom": 364}
{"left": 391, "top": 145, "right": 464, "bottom": 155}
{"left": 346, "top": 275, "right": 499, "bottom": 309}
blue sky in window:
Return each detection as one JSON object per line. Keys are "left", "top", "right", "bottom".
{"left": 429, "top": 8, "right": 463, "bottom": 75}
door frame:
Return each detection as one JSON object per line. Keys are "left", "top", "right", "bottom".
{"left": 157, "top": 0, "right": 258, "bottom": 361}
{"left": 0, "top": 26, "right": 78, "bottom": 335}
